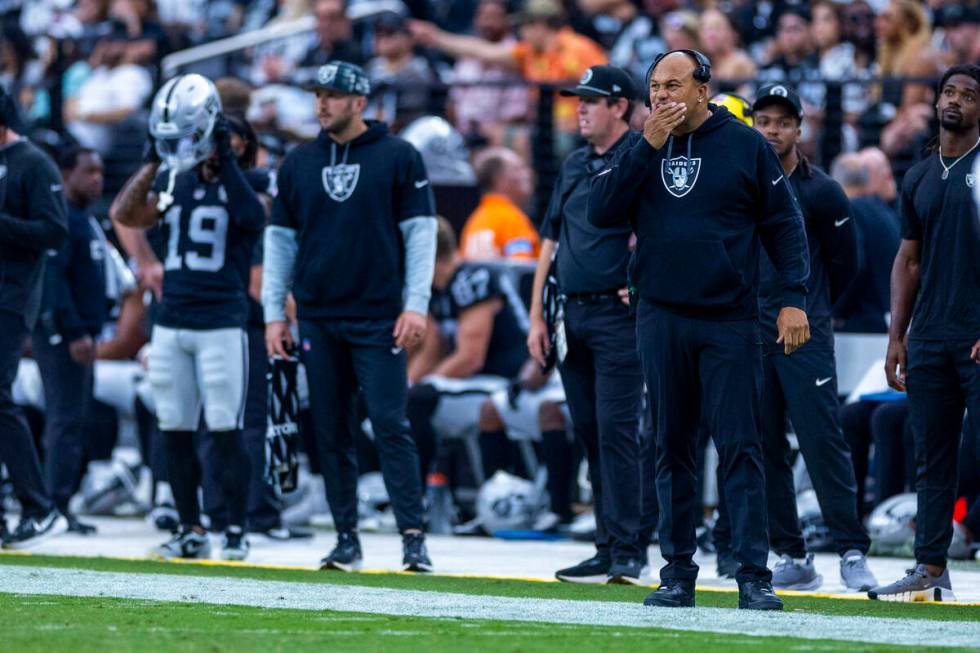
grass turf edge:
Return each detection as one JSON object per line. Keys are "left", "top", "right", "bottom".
{"left": 1, "top": 551, "right": 978, "bottom": 621}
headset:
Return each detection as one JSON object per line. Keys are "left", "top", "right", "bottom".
{"left": 643, "top": 49, "right": 712, "bottom": 108}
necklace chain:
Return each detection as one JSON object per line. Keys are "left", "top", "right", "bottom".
{"left": 939, "top": 136, "right": 980, "bottom": 180}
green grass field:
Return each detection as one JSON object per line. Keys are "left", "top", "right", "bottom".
{"left": 1, "top": 554, "right": 978, "bottom": 652}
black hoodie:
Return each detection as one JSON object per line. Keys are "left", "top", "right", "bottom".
{"left": 589, "top": 105, "right": 809, "bottom": 321}
{"left": 271, "top": 121, "right": 434, "bottom": 321}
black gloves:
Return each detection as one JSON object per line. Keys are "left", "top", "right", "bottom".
{"left": 213, "top": 114, "right": 235, "bottom": 162}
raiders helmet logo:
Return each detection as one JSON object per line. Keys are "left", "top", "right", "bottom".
{"left": 322, "top": 163, "right": 361, "bottom": 202}
{"left": 661, "top": 156, "right": 701, "bottom": 198}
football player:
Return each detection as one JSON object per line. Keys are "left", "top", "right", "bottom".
{"left": 110, "top": 74, "right": 266, "bottom": 561}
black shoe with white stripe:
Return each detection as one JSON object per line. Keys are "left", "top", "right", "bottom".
{"left": 320, "top": 532, "right": 363, "bottom": 572}
{"left": 402, "top": 532, "right": 433, "bottom": 572}
{"left": 1, "top": 510, "right": 68, "bottom": 550}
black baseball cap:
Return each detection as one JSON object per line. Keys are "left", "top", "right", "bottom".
{"left": 753, "top": 83, "right": 803, "bottom": 120}
{"left": 305, "top": 61, "right": 372, "bottom": 96}
{"left": 373, "top": 11, "right": 409, "bottom": 34}
{"left": 560, "top": 65, "right": 636, "bottom": 100}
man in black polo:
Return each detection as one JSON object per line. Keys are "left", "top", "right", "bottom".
{"left": 0, "top": 87, "right": 69, "bottom": 549}
{"left": 750, "top": 84, "right": 877, "bottom": 592}
{"left": 873, "top": 64, "right": 980, "bottom": 602}
{"left": 262, "top": 61, "right": 437, "bottom": 572}
{"left": 590, "top": 51, "right": 810, "bottom": 610}
{"left": 528, "top": 65, "right": 650, "bottom": 585}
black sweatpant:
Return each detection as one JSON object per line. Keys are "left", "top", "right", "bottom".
{"left": 299, "top": 318, "right": 423, "bottom": 533}
{"left": 906, "top": 338, "right": 980, "bottom": 567}
{"left": 0, "top": 309, "right": 52, "bottom": 519}
{"left": 558, "top": 298, "right": 644, "bottom": 562}
{"left": 761, "top": 346, "right": 871, "bottom": 558}
{"left": 32, "top": 332, "right": 94, "bottom": 514}
{"left": 638, "top": 302, "right": 770, "bottom": 583}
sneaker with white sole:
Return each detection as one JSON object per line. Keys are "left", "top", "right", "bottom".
{"left": 320, "top": 532, "right": 363, "bottom": 572}
{"left": 221, "top": 526, "right": 249, "bottom": 561}
{"left": 869, "top": 564, "right": 956, "bottom": 602}
{"left": 1, "top": 511, "right": 68, "bottom": 550}
{"left": 840, "top": 549, "right": 877, "bottom": 591}
{"left": 556, "top": 551, "right": 611, "bottom": 584}
{"left": 771, "top": 553, "right": 823, "bottom": 591}
{"left": 152, "top": 528, "right": 212, "bottom": 559}
{"left": 402, "top": 532, "right": 433, "bottom": 572}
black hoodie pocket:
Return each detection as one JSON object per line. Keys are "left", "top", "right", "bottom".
{"left": 636, "top": 239, "right": 747, "bottom": 309}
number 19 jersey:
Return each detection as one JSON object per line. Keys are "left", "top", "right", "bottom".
{"left": 152, "top": 168, "right": 265, "bottom": 330}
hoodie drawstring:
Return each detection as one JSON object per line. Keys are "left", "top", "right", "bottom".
{"left": 329, "top": 141, "right": 352, "bottom": 168}
{"left": 663, "top": 134, "right": 694, "bottom": 163}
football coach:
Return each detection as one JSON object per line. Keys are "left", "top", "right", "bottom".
{"left": 589, "top": 50, "right": 811, "bottom": 610}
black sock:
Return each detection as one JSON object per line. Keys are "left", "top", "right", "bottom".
{"left": 479, "top": 429, "right": 510, "bottom": 479}
{"left": 209, "top": 429, "right": 249, "bottom": 530}
{"left": 163, "top": 430, "right": 202, "bottom": 527}
{"left": 541, "top": 429, "right": 574, "bottom": 521}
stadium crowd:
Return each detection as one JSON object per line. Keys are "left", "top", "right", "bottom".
{"left": 0, "top": 0, "right": 978, "bottom": 604}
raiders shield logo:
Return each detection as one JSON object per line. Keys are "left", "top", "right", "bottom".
{"left": 661, "top": 156, "right": 701, "bottom": 198}
{"left": 322, "top": 163, "right": 361, "bottom": 202}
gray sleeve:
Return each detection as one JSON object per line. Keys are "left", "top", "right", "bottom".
{"left": 261, "top": 225, "right": 298, "bottom": 323}
{"left": 399, "top": 216, "right": 437, "bottom": 315}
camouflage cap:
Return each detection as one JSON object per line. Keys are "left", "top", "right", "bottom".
{"left": 306, "top": 61, "right": 371, "bottom": 96}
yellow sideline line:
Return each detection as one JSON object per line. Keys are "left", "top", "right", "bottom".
{"left": 3, "top": 551, "right": 979, "bottom": 607}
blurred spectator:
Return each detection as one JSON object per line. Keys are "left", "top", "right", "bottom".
{"left": 698, "top": 8, "right": 755, "bottom": 92}
{"left": 874, "top": 0, "right": 939, "bottom": 111}
{"left": 1, "top": 26, "right": 49, "bottom": 126}
{"left": 878, "top": 101, "right": 934, "bottom": 179}
{"left": 935, "top": 5, "right": 980, "bottom": 70}
{"left": 659, "top": 10, "right": 700, "bottom": 53}
{"left": 108, "top": 0, "right": 168, "bottom": 68}
{"left": 812, "top": 0, "right": 870, "bottom": 118}
{"left": 215, "top": 76, "right": 254, "bottom": 115}
{"left": 460, "top": 147, "right": 539, "bottom": 261}
{"left": 365, "top": 11, "right": 438, "bottom": 132}
{"left": 410, "top": 0, "right": 607, "bottom": 138}
{"left": 858, "top": 146, "right": 898, "bottom": 206}
{"left": 841, "top": 0, "right": 877, "bottom": 71}
{"left": 448, "top": 0, "right": 529, "bottom": 145}
{"left": 292, "top": 0, "right": 366, "bottom": 86}
{"left": 579, "top": 0, "right": 672, "bottom": 80}
{"left": 758, "top": 7, "right": 824, "bottom": 110}
{"left": 248, "top": 0, "right": 316, "bottom": 86}
{"left": 831, "top": 152, "right": 900, "bottom": 334}
{"left": 65, "top": 23, "right": 153, "bottom": 155}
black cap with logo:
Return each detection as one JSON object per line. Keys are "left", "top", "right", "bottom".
{"left": 753, "top": 83, "right": 804, "bottom": 121}
{"left": 305, "top": 61, "right": 372, "bottom": 96}
{"left": 560, "top": 65, "right": 636, "bottom": 100}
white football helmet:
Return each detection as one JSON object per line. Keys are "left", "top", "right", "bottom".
{"left": 149, "top": 74, "right": 222, "bottom": 173}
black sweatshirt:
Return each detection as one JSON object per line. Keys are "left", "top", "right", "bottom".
{"left": 758, "top": 164, "right": 858, "bottom": 352}
{"left": 270, "top": 121, "right": 434, "bottom": 321}
{"left": 40, "top": 202, "right": 107, "bottom": 341}
{"left": 0, "top": 139, "right": 68, "bottom": 328}
{"left": 589, "top": 105, "right": 809, "bottom": 321}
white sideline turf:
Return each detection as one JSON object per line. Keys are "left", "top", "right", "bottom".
{"left": 1, "top": 565, "right": 979, "bottom": 649}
